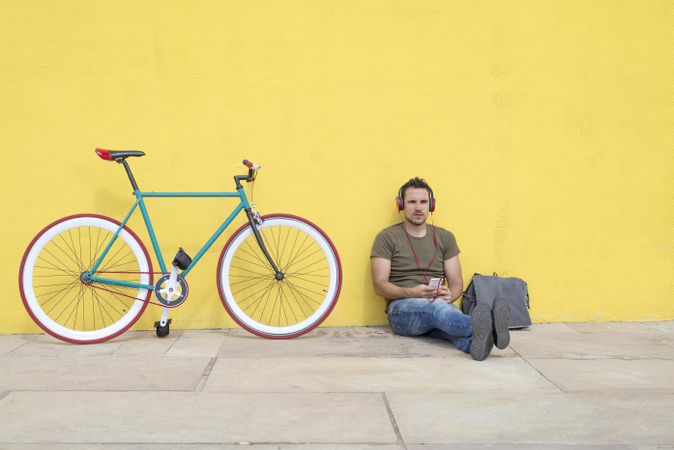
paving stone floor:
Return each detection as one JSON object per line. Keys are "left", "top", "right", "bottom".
{"left": 0, "top": 322, "right": 672, "bottom": 449}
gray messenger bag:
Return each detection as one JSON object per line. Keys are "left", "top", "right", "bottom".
{"left": 461, "top": 273, "right": 532, "bottom": 329}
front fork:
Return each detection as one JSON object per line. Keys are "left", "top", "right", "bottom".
{"left": 156, "top": 206, "right": 283, "bottom": 335}
{"left": 244, "top": 208, "right": 284, "bottom": 281}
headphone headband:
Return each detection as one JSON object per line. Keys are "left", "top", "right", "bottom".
{"left": 396, "top": 183, "right": 436, "bottom": 212}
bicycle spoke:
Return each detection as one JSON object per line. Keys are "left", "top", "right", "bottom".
{"left": 39, "top": 281, "right": 81, "bottom": 308}
{"left": 242, "top": 239, "right": 274, "bottom": 271}
{"left": 36, "top": 249, "right": 81, "bottom": 273}
{"left": 33, "top": 280, "right": 82, "bottom": 289}
{"left": 285, "top": 273, "right": 329, "bottom": 288}
{"left": 98, "top": 243, "right": 133, "bottom": 272}
{"left": 281, "top": 234, "right": 313, "bottom": 272}
{"left": 245, "top": 280, "right": 277, "bottom": 319}
{"left": 88, "top": 227, "right": 108, "bottom": 269}
{"left": 33, "top": 261, "right": 80, "bottom": 276}
{"left": 276, "top": 226, "right": 291, "bottom": 268}
{"left": 229, "top": 264, "right": 272, "bottom": 277}
{"left": 99, "top": 256, "right": 140, "bottom": 272}
{"left": 91, "top": 289, "right": 116, "bottom": 326}
{"left": 77, "top": 227, "right": 83, "bottom": 273}
{"left": 67, "top": 229, "right": 84, "bottom": 271}
{"left": 55, "top": 287, "right": 82, "bottom": 327}
{"left": 62, "top": 231, "right": 85, "bottom": 273}
{"left": 231, "top": 252, "right": 275, "bottom": 273}
{"left": 278, "top": 283, "right": 300, "bottom": 324}
{"left": 229, "top": 273, "right": 273, "bottom": 288}
{"left": 235, "top": 279, "right": 276, "bottom": 309}
{"left": 283, "top": 279, "right": 320, "bottom": 308}
{"left": 282, "top": 280, "right": 318, "bottom": 318}
{"left": 42, "top": 244, "right": 80, "bottom": 275}
{"left": 286, "top": 266, "right": 330, "bottom": 277}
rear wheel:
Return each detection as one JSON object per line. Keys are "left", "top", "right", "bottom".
{"left": 19, "top": 214, "right": 153, "bottom": 344}
{"left": 217, "top": 214, "right": 341, "bottom": 339}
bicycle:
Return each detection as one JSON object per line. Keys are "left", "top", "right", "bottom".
{"left": 19, "top": 149, "right": 342, "bottom": 343}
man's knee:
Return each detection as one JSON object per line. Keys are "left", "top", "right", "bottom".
{"left": 387, "top": 300, "right": 433, "bottom": 336}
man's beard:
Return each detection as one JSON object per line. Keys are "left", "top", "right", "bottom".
{"left": 406, "top": 215, "right": 427, "bottom": 226}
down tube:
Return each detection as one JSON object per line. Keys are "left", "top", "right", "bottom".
{"left": 180, "top": 202, "right": 246, "bottom": 277}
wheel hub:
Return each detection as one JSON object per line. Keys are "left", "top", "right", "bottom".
{"left": 80, "top": 272, "right": 93, "bottom": 285}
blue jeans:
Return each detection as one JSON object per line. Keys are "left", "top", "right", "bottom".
{"left": 387, "top": 298, "right": 472, "bottom": 353}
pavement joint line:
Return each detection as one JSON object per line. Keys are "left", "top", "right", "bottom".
{"left": 526, "top": 356, "right": 674, "bottom": 361}
{"left": 510, "top": 347, "right": 567, "bottom": 394}
{"left": 195, "top": 356, "right": 218, "bottom": 391}
{"left": 4, "top": 339, "right": 32, "bottom": 355}
{"left": 5, "top": 389, "right": 198, "bottom": 393}
{"left": 214, "top": 328, "right": 231, "bottom": 355}
{"left": 162, "top": 330, "right": 183, "bottom": 355}
{"left": 0, "top": 441, "right": 407, "bottom": 446}
{"left": 381, "top": 392, "right": 406, "bottom": 447}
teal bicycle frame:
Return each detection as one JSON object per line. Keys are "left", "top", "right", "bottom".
{"left": 84, "top": 188, "right": 250, "bottom": 292}
{"left": 80, "top": 155, "right": 281, "bottom": 295}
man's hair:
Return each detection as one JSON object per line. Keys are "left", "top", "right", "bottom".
{"left": 399, "top": 177, "right": 432, "bottom": 200}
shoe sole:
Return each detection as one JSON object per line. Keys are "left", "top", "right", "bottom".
{"left": 470, "top": 303, "right": 493, "bottom": 361}
{"left": 493, "top": 297, "right": 511, "bottom": 349}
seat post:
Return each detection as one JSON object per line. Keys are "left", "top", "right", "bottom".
{"left": 118, "top": 159, "right": 140, "bottom": 191}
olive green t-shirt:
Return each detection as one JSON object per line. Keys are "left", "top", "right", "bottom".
{"left": 370, "top": 223, "right": 460, "bottom": 289}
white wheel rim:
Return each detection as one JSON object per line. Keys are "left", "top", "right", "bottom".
{"left": 220, "top": 217, "right": 338, "bottom": 336}
{"left": 22, "top": 217, "right": 150, "bottom": 342}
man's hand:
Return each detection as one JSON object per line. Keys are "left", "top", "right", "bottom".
{"left": 436, "top": 286, "right": 454, "bottom": 302}
{"left": 408, "top": 284, "right": 455, "bottom": 302}
{"left": 407, "top": 284, "right": 440, "bottom": 299}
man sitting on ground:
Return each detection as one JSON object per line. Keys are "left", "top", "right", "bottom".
{"left": 370, "top": 177, "right": 510, "bottom": 360}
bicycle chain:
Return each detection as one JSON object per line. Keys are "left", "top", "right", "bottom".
{"left": 85, "top": 271, "right": 177, "bottom": 308}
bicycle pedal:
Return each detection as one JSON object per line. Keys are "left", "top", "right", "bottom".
{"left": 154, "top": 318, "right": 172, "bottom": 328}
{"left": 172, "top": 248, "right": 192, "bottom": 270}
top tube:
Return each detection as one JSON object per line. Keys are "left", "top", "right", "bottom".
{"left": 138, "top": 191, "right": 244, "bottom": 198}
{"left": 134, "top": 188, "right": 251, "bottom": 272}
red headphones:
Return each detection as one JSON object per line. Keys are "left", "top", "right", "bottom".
{"left": 396, "top": 184, "right": 436, "bottom": 212}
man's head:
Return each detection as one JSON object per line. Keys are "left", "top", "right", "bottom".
{"left": 397, "top": 177, "right": 435, "bottom": 226}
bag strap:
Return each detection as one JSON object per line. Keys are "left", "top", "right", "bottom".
{"left": 462, "top": 277, "right": 476, "bottom": 301}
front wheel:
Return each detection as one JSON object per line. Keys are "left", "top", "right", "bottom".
{"left": 217, "top": 214, "right": 342, "bottom": 339}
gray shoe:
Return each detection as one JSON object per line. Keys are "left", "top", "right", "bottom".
{"left": 469, "top": 303, "right": 494, "bottom": 361}
{"left": 493, "top": 296, "right": 511, "bottom": 349}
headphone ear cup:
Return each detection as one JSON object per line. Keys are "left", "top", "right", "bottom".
{"left": 396, "top": 197, "right": 403, "bottom": 211}
{"left": 429, "top": 198, "right": 436, "bottom": 212}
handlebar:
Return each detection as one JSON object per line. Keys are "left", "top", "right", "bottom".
{"left": 235, "top": 159, "right": 261, "bottom": 188}
{"left": 243, "top": 159, "right": 261, "bottom": 170}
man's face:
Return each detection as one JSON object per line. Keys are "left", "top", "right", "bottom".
{"left": 402, "top": 187, "right": 430, "bottom": 226}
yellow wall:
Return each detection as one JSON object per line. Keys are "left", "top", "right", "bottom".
{"left": 2, "top": 0, "right": 673, "bottom": 334}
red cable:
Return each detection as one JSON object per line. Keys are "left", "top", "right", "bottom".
{"left": 402, "top": 222, "right": 438, "bottom": 284}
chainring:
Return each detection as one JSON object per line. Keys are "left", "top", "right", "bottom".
{"left": 154, "top": 273, "right": 189, "bottom": 308}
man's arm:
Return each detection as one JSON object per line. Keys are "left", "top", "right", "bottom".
{"left": 371, "top": 257, "right": 437, "bottom": 299}
{"left": 442, "top": 255, "right": 463, "bottom": 303}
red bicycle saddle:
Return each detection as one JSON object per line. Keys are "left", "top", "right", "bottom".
{"left": 95, "top": 148, "right": 145, "bottom": 161}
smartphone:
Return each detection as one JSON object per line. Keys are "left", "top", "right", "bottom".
{"left": 428, "top": 277, "right": 443, "bottom": 290}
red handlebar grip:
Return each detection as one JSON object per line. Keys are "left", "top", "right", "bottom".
{"left": 243, "top": 159, "right": 253, "bottom": 168}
